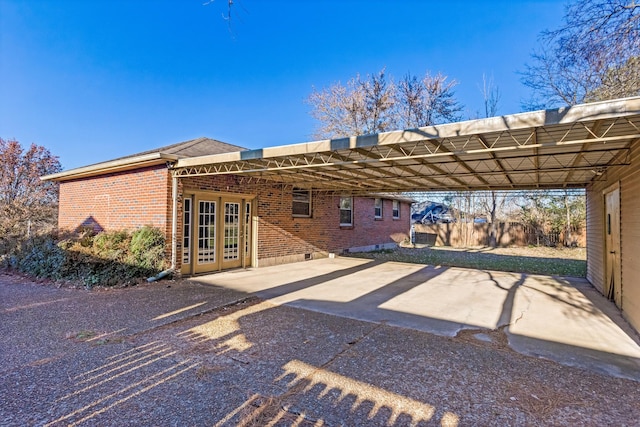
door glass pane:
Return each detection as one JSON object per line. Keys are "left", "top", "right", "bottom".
{"left": 224, "top": 202, "right": 240, "bottom": 261}
{"left": 198, "top": 201, "right": 216, "bottom": 264}
{"left": 183, "top": 198, "right": 192, "bottom": 265}
{"left": 244, "top": 202, "right": 251, "bottom": 257}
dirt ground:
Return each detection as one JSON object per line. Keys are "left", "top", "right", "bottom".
{"left": 1, "top": 270, "right": 638, "bottom": 426}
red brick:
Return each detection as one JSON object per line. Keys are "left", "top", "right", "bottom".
{"left": 58, "top": 169, "right": 411, "bottom": 271}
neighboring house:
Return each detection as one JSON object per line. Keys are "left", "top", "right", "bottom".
{"left": 43, "top": 137, "right": 412, "bottom": 275}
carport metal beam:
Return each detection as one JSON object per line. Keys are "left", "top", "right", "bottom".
{"left": 172, "top": 134, "right": 638, "bottom": 175}
{"left": 171, "top": 97, "right": 640, "bottom": 192}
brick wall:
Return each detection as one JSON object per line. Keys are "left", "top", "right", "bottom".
{"left": 58, "top": 165, "right": 172, "bottom": 237}
{"left": 179, "top": 176, "right": 411, "bottom": 266}
{"left": 323, "top": 197, "right": 411, "bottom": 252}
{"left": 58, "top": 169, "right": 411, "bottom": 270}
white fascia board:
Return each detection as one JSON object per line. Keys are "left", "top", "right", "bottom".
{"left": 376, "top": 96, "right": 640, "bottom": 146}
{"left": 41, "top": 153, "right": 180, "bottom": 181}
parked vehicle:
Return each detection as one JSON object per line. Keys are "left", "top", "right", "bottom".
{"left": 437, "top": 213, "right": 456, "bottom": 223}
{"left": 411, "top": 201, "right": 457, "bottom": 224}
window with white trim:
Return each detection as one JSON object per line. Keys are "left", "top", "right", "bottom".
{"left": 392, "top": 200, "right": 400, "bottom": 219}
{"left": 292, "top": 188, "right": 311, "bottom": 217}
{"left": 339, "top": 197, "right": 353, "bottom": 226}
{"left": 374, "top": 198, "right": 383, "bottom": 219}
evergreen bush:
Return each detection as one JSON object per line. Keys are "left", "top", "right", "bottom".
{"left": 2, "top": 227, "right": 169, "bottom": 288}
{"left": 129, "top": 226, "right": 166, "bottom": 271}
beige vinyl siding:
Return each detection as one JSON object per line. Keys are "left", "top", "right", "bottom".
{"left": 620, "top": 141, "right": 640, "bottom": 331}
{"left": 586, "top": 187, "right": 604, "bottom": 293}
{"left": 586, "top": 138, "right": 640, "bottom": 332}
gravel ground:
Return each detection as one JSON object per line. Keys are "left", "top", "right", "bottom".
{"left": 1, "top": 271, "right": 639, "bottom": 426}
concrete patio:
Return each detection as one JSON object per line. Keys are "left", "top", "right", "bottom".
{"left": 193, "top": 257, "right": 640, "bottom": 381}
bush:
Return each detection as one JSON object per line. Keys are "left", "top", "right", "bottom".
{"left": 13, "top": 235, "right": 66, "bottom": 280}
{"left": 3, "top": 227, "right": 169, "bottom": 288}
{"left": 129, "top": 226, "right": 166, "bottom": 271}
{"left": 93, "top": 230, "right": 130, "bottom": 260}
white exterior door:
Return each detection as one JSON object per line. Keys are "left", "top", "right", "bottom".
{"left": 604, "top": 187, "right": 621, "bottom": 307}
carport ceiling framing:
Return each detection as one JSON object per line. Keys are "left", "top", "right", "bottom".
{"left": 172, "top": 97, "right": 640, "bottom": 193}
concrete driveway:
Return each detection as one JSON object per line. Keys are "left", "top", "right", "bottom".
{"left": 194, "top": 257, "right": 640, "bottom": 381}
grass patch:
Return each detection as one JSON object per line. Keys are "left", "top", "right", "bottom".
{"left": 344, "top": 246, "right": 587, "bottom": 277}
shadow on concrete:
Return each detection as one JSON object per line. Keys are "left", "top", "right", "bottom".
{"left": 186, "top": 258, "right": 640, "bottom": 424}
{"left": 9, "top": 257, "right": 639, "bottom": 426}
{"left": 190, "top": 259, "right": 640, "bottom": 382}
{"left": 249, "top": 259, "right": 387, "bottom": 300}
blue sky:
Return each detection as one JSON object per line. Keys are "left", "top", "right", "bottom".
{"left": 0, "top": 0, "right": 566, "bottom": 170}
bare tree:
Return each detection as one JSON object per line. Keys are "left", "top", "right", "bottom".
{"left": 479, "top": 73, "right": 501, "bottom": 118}
{"left": 420, "top": 72, "right": 463, "bottom": 126}
{"left": 0, "top": 139, "right": 61, "bottom": 252}
{"left": 517, "top": 191, "right": 586, "bottom": 246}
{"left": 308, "top": 69, "right": 462, "bottom": 139}
{"left": 522, "top": 0, "right": 640, "bottom": 108}
{"left": 396, "top": 74, "right": 426, "bottom": 129}
{"left": 587, "top": 55, "right": 640, "bottom": 101}
{"left": 395, "top": 72, "right": 463, "bottom": 129}
{"left": 361, "top": 69, "right": 397, "bottom": 134}
{"left": 204, "top": 0, "right": 250, "bottom": 34}
{"left": 479, "top": 191, "right": 508, "bottom": 247}
{"left": 475, "top": 76, "right": 510, "bottom": 246}
{"left": 307, "top": 71, "right": 392, "bottom": 139}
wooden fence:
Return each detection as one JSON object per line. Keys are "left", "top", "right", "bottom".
{"left": 413, "top": 222, "right": 586, "bottom": 247}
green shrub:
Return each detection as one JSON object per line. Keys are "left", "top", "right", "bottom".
{"left": 129, "top": 226, "right": 167, "bottom": 271}
{"left": 5, "top": 226, "right": 169, "bottom": 288}
{"left": 76, "top": 227, "right": 97, "bottom": 247}
{"left": 93, "top": 230, "right": 130, "bottom": 260}
{"left": 9, "top": 234, "right": 66, "bottom": 280}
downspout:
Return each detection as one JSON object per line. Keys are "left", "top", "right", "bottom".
{"left": 148, "top": 171, "right": 178, "bottom": 283}
{"left": 170, "top": 173, "right": 178, "bottom": 271}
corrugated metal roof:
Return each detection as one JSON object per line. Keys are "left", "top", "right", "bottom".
{"left": 172, "top": 97, "right": 640, "bottom": 193}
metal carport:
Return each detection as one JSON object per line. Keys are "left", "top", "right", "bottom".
{"left": 170, "top": 97, "right": 640, "bottom": 193}
{"left": 167, "top": 96, "right": 640, "bottom": 332}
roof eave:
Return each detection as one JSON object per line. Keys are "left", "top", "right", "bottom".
{"left": 41, "top": 153, "right": 180, "bottom": 182}
{"left": 175, "top": 96, "right": 640, "bottom": 169}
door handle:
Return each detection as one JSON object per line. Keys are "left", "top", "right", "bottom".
{"left": 610, "top": 251, "right": 616, "bottom": 254}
